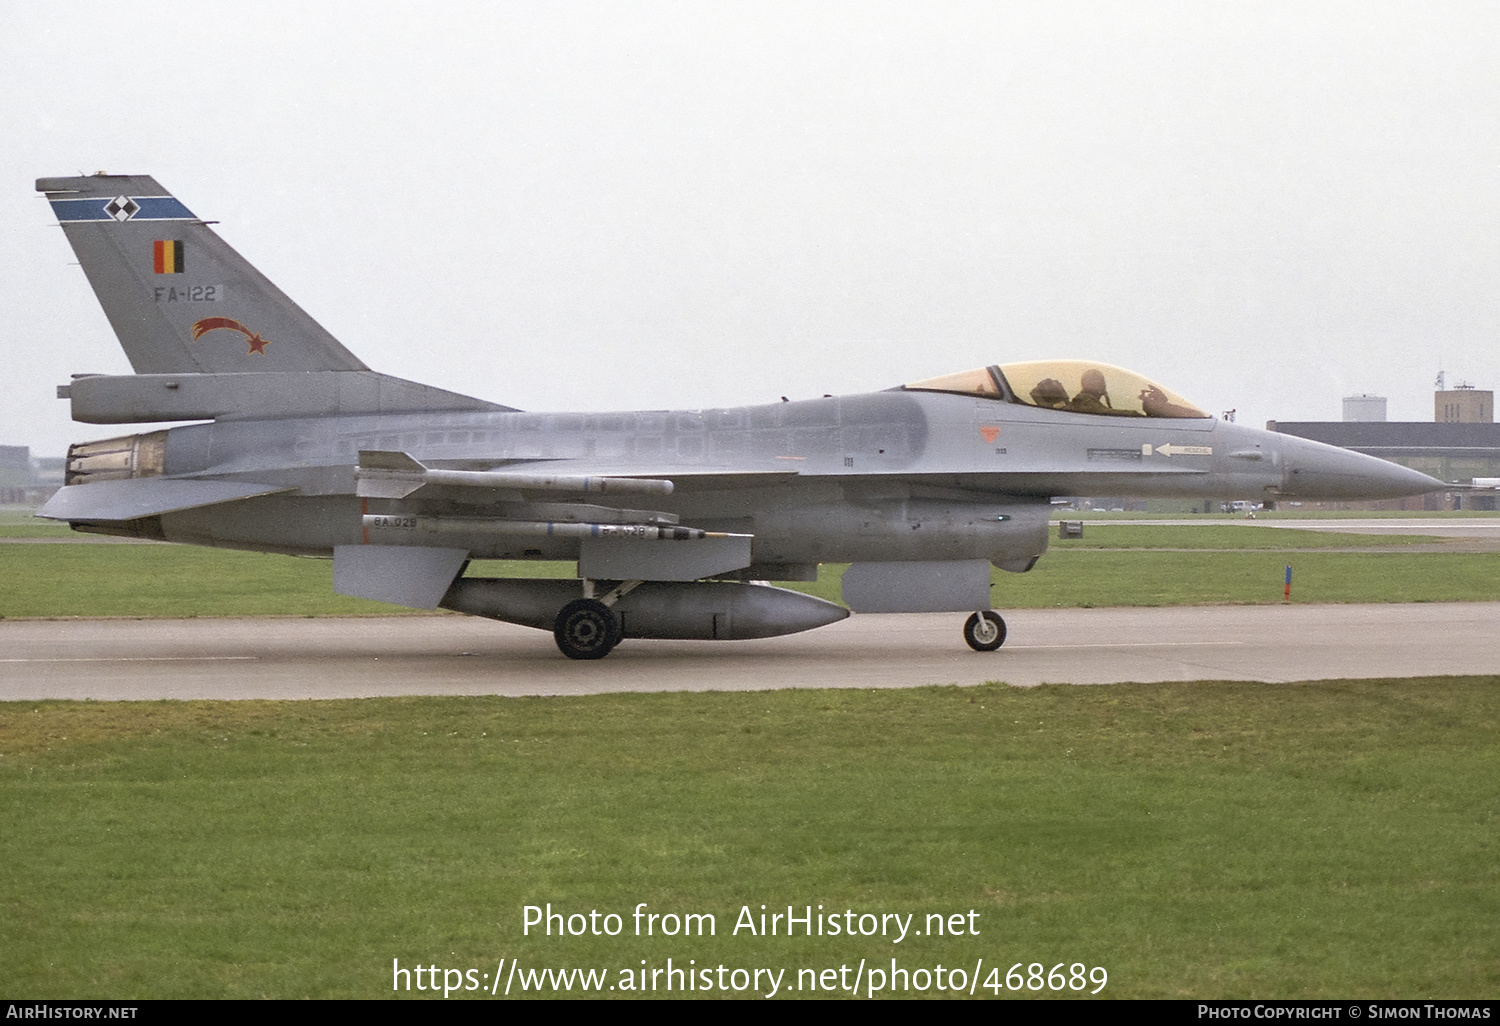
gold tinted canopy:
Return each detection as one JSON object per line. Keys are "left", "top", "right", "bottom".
{"left": 904, "top": 360, "right": 1209, "bottom": 419}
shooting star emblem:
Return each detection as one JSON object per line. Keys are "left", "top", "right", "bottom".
{"left": 191, "top": 317, "right": 271, "bottom": 356}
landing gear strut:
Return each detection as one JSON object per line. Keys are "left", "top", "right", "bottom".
{"left": 963, "top": 610, "right": 1006, "bottom": 651}
{"left": 554, "top": 599, "right": 620, "bottom": 660}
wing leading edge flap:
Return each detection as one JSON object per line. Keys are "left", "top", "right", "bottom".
{"left": 355, "top": 450, "right": 675, "bottom": 501}
{"left": 356, "top": 451, "right": 803, "bottom": 502}
{"left": 38, "top": 477, "right": 294, "bottom": 522}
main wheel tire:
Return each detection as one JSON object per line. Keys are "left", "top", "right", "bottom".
{"left": 554, "top": 599, "right": 620, "bottom": 660}
{"left": 963, "top": 611, "right": 1007, "bottom": 651}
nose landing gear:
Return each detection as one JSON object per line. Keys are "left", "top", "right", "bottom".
{"left": 963, "top": 610, "right": 1007, "bottom": 651}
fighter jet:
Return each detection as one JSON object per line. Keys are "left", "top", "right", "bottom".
{"left": 36, "top": 174, "right": 1442, "bottom": 658}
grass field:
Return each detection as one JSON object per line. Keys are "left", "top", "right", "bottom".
{"left": 2, "top": 520, "right": 1498, "bottom": 617}
{"left": 2, "top": 679, "right": 1495, "bottom": 999}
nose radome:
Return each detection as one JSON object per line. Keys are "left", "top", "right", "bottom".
{"left": 1277, "top": 437, "right": 1444, "bottom": 500}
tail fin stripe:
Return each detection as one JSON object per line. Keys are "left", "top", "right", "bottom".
{"left": 49, "top": 196, "right": 196, "bottom": 222}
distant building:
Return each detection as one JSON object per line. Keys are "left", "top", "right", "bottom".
{"left": 32, "top": 457, "right": 65, "bottom": 488}
{"left": 0, "top": 446, "right": 64, "bottom": 505}
{"left": 0, "top": 445, "right": 30, "bottom": 504}
{"left": 1342, "top": 394, "right": 1387, "bottom": 422}
{"left": 1436, "top": 386, "right": 1493, "bottom": 423}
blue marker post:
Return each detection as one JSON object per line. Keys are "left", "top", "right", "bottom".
{"left": 1283, "top": 564, "right": 1293, "bottom": 603}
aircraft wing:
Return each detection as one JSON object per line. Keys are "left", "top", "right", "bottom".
{"left": 354, "top": 450, "right": 799, "bottom": 502}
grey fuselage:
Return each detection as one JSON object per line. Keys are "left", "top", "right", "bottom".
{"left": 107, "top": 386, "right": 1433, "bottom": 574}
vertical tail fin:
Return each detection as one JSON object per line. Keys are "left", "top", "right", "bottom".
{"left": 37, "top": 174, "right": 368, "bottom": 374}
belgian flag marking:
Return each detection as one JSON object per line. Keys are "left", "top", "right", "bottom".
{"left": 152, "top": 240, "right": 185, "bottom": 274}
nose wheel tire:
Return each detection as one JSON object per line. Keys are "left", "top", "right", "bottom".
{"left": 554, "top": 599, "right": 621, "bottom": 660}
{"left": 963, "top": 611, "right": 1007, "bottom": 651}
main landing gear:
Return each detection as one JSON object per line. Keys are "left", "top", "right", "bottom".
{"left": 553, "top": 580, "right": 642, "bottom": 660}
{"left": 963, "top": 610, "right": 1007, "bottom": 652}
{"left": 553, "top": 599, "right": 620, "bottom": 660}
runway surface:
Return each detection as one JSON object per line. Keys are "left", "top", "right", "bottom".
{"left": 2, "top": 602, "right": 1497, "bottom": 701}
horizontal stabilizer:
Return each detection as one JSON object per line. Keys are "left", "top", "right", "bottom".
{"left": 39, "top": 478, "right": 292, "bottom": 522}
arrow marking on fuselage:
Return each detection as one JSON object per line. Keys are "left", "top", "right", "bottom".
{"left": 1144, "top": 443, "right": 1213, "bottom": 457}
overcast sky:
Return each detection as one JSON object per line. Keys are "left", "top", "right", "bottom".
{"left": 3, "top": 1, "right": 1496, "bottom": 456}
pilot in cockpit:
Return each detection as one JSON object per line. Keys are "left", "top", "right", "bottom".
{"left": 1028, "top": 377, "right": 1070, "bottom": 409}
{"left": 1138, "top": 384, "right": 1200, "bottom": 419}
{"left": 1066, "top": 368, "right": 1113, "bottom": 414}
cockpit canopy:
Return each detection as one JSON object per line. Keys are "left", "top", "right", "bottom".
{"left": 902, "top": 360, "right": 1209, "bottom": 419}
